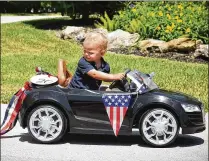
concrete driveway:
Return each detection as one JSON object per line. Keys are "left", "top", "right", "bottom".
{"left": 1, "top": 104, "right": 208, "bottom": 161}
{"left": 1, "top": 15, "right": 64, "bottom": 24}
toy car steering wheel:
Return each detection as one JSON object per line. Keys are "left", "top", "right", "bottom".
{"left": 109, "top": 69, "right": 131, "bottom": 91}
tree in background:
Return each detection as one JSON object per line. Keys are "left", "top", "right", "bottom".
{"left": 0, "top": 1, "right": 125, "bottom": 19}
{"left": 50, "top": 1, "right": 125, "bottom": 19}
{"left": 0, "top": 1, "right": 41, "bottom": 13}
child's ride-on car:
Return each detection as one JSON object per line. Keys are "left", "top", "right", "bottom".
{"left": 16, "top": 68, "right": 206, "bottom": 147}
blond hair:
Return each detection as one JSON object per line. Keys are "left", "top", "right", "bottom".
{"left": 83, "top": 32, "right": 108, "bottom": 51}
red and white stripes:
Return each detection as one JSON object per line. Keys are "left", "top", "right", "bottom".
{"left": 0, "top": 82, "right": 31, "bottom": 135}
{"left": 105, "top": 106, "right": 128, "bottom": 136}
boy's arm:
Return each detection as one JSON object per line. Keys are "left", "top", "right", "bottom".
{"left": 57, "top": 59, "right": 72, "bottom": 87}
{"left": 87, "top": 69, "right": 124, "bottom": 82}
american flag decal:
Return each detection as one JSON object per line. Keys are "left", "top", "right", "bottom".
{"left": 139, "top": 84, "right": 147, "bottom": 94}
{"left": 102, "top": 94, "right": 131, "bottom": 136}
{"left": 0, "top": 82, "right": 31, "bottom": 135}
{"left": 0, "top": 67, "right": 51, "bottom": 135}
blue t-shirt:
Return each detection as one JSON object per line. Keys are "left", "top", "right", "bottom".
{"left": 69, "top": 57, "right": 110, "bottom": 90}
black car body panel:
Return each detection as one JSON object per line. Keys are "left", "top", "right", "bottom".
{"left": 19, "top": 84, "right": 205, "bottom": 136}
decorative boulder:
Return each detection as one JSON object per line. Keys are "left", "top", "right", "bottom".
{"left": 107, "top": 29, "right": 140, "bottom": 50}
{"left": 56, "top": 26, "right": 108, "bottom": 43}
{"left": 138, "top": 38, "right": 202, "bottom": 53}
{"left": 166, "top": 38, "right": 198, "bottom": 52}
{"left": 57, "top": 27, "right": 139, "bottom": 50}
{"left": 56, "top": 26, "right": 208, "bottom": 63}
{"left": 56, "top": 26, "right": 86, "bottom": 41}
{"left": 91, "top": 28, "right": 108, "bottom": 37}
{"left": 193, "top": 44, "right": 209, "bottom": 59}
{"left": 138, "top": 39, "right": 167, "bottom": 53}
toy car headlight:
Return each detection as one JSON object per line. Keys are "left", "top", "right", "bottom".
{"left": 181, "top": 103, "right": 201, "bottom": 112}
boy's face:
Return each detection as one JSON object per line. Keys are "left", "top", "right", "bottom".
{"left": 83, "top": 43, "right": 105, "bottom": 62}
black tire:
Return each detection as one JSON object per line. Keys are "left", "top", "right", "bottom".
{"left": 139, "top": 108, "right": 179, "bottom": 147}
{"left": 27, "top": 105, "right": 67, "bottom": 144}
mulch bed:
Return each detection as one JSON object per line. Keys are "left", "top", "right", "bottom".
{"left": 109, "top": 48, "right": 208, "bottom": 64}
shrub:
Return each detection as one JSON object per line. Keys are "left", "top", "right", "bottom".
{"left": 94, "top": 11, "right": 119, "bottom": 31}
{"left": 96, "top": 1, "right": 208, "bottom": 43}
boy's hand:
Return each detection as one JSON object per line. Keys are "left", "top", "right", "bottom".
{"left": 114, "top": 73, "right": 125, "bottom": 80}
{"left": 87, "top": 70, "right": 125, "bottom": 82}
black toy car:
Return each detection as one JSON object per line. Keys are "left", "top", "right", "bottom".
{"left": 18, "top": 69, "right": 206, "bottom": 147}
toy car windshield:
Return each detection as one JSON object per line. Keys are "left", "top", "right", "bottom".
{"left": 127, "top": 70, "right": 158, "bottom": 93}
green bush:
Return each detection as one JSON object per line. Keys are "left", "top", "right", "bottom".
{"left": 94, "top": 11, "right": 118, "bottom": 31}
{"left": 96, "top": 2, "right": 208, "bottom": 43}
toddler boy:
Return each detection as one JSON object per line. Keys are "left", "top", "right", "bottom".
{"left": 69, "top": 32, "right": 124, "bottom": 90}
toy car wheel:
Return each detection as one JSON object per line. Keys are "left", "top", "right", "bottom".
{"left": 27, "top": 105, "right": 67, "bottom": 143}
{"left": 140, "top": 108, "right": 179, "bottom": 147}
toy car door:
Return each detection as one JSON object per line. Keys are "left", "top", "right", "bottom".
{"left": 67, "top": 89, "right": 131, "bottom": 135}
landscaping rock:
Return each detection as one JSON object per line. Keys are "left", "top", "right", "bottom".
{"left": 138, "top": 39, "right": 167, "bottom": 53}
{"left": 58, "top": 27, "right": 139, "bottom": 50}
{"left": 193, "top": 44, "right": 209, "bottom": 59}
{"left": 56, "top": 26, "right": 108, "bottom": 42}
{"left": 107, "top": 29, "right": 140, "bottom": 50}
{"left": 61, "top": 26, "right": 86, "bottom": 41}
{"left": 92, "top": 28, "right": 108, "bottom": 37}
{"left": 166, "top": 38, "right": 198, "bottom": 53}
{"left": 138, "top": 38, "right": 201, "bottom": 53}
{"left": 56, "top": 26, "right": 208, "bottom": 63}
{"left": 55, "top": 31, "right": 64, "bottom": 39}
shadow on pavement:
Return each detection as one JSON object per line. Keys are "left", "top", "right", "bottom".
{"left": 1, "top": 134, "right": 25, "bottom": 139}
{"left": 16, "top": 132, "right": 205, "bottom": 148}
{"left": 174, "top": 134, "right": 205, "bottom": 147}
{"left": 23, "top": 18, "right": 99, "bottom": 30}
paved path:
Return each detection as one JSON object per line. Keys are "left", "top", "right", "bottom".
{"left": 1, "top": 15, "right": 64, "bottom": 24}
{"left": 1, "top": 104, "right": 208, "bottom": 161}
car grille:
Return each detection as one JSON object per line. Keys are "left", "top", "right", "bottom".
{"left": 186, "top": 112, "right": 204, "bottom": 125}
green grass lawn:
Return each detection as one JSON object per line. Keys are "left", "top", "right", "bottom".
{"left": 1, "top": 19, "right": 208, "bottom": 111}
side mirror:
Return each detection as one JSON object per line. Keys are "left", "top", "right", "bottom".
{"left": 149, "top": 72, "right": 155, "bottom": 78}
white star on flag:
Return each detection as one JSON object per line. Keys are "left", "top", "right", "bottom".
{"left": 139, "top": 84, "right": 147, "bottom": 94}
